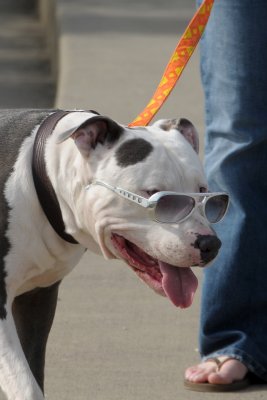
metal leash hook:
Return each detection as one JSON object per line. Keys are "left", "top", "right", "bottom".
{"left": 128, "top": 0, "right": 215, "bottom": 128}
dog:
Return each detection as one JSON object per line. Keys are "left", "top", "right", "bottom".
{"left": 0, "top": 109, "right": 225, "bottom": 399}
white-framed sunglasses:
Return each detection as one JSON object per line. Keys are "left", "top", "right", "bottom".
{"left": 86, "top": 180, "right": 229, "bottom": 224}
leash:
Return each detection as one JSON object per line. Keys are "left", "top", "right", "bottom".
{"left": 128, "top": 0, "right": 214, "bottom": 127}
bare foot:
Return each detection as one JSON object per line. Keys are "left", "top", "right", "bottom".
{"left": 185, "top": 356, "right": 248, "bottom": 385}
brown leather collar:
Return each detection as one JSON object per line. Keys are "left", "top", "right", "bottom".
{"left": 32, "top": 110, "right": 79, "bottom": 244}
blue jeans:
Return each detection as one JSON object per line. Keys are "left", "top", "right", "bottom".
{"left": 197, "top": 0, "right": 267, "bottom": 381}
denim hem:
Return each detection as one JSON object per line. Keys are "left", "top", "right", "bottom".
{"left": 202, "top": 348, "right": 267, "bottom": 382}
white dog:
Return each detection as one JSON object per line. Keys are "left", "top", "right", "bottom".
{"left": 0, "top": 109, "right": 228, "bottom": 399}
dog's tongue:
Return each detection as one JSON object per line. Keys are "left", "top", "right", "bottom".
{"left": 158, "top": 261, "right": 198, "bottom": 308}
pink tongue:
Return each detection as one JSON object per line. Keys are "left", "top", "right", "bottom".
{"left": 158, "top": 261, "right": 198, "bottom": 308}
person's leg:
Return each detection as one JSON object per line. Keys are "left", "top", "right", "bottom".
{"left": 186, "top": 0, "right": 267, "bottom": 386}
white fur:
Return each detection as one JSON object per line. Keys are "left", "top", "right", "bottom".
{"left": 5, "top": 127, "right": 85, "bottom": 297}
{"left": 0, "top": 311, "right": 43, "bottom": 400}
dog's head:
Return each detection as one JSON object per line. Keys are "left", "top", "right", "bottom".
{"left": 54, "top": 112, "right": 225, "bottom": 308}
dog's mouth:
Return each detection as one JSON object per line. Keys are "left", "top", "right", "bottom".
{"left": 111, "top": 233, "right": 198, "bottom": 308}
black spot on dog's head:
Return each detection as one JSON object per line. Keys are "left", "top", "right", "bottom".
{"left": 115, "top": 138, "right": 153, "bottom": 167}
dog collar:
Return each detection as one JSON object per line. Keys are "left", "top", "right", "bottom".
{"left": 32, "top": 110, "right": 79, "bottom": 244}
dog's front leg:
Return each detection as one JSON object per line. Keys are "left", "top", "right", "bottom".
{"left": 0, "top": 302, "right": 44, "bottom": 400}
{"left": 12, "top": 281, "right": 61, "bottom": 392}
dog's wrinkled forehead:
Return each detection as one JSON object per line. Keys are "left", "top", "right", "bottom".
{"left": 54, "top": 114, "right": 201, "bottom": 180}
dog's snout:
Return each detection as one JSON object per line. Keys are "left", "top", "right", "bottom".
{"left": 194, "top": 235, "right": 221, "bottom": 263}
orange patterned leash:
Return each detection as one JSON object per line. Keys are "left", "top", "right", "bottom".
{"left": 128, "top": 0, "right": 214, "bottom": 127}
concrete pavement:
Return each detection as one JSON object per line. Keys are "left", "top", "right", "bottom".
{"left": 0, "top": 0, "right": 266, "bottom": 399}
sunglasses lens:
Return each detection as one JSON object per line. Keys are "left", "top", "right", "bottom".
{"left": 205, "top": 194, "right": 229, "bottom": 223}
{"left": 155, "top": 194, "right": 195, "bottom": 223}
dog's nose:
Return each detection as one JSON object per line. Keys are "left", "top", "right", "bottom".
{"left": 194, "top": 235, "right": 221, "bottom": 264}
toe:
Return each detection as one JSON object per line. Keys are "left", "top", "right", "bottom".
{"left": 185, "top": 360, "right": 220, "bottom": 383}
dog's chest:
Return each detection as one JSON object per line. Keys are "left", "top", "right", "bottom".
{"left": 14, "top": 257, "right": 79, "bottom": 296}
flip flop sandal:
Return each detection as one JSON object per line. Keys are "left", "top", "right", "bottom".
{"left": 184, "top": 357, "right": 251, "bottom": 392}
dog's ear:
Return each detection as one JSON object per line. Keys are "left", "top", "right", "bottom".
{"left": 72, "top": 117, "right": 124, "bottom": 157}
{"left": 57, "top": 115, "right": 123, "bottom": 158}
{"left": 154, "top": 118, "right": 199, "bottom": 153}
{"left": 177, "top": 118, "right": 199, "bottom": 153}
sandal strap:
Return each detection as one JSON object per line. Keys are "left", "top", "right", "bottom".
{"left": 205, "top": 357, "right": 237, "bottom": 372}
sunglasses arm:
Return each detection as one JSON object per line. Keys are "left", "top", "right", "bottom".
{"left": 113, "top": 187, "right": 151, "bottom": 208}
{"left": 86, "top": 181, "right": 151, "bottom": 208}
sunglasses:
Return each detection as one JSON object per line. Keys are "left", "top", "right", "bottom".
{"left": 86, "top": 180, "right": 229, "bottom": 224}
